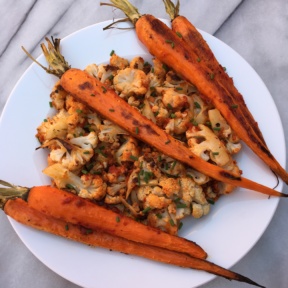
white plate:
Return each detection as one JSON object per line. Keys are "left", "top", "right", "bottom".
{"left": 0, "top": 19, "right": 285, "bottom": 288}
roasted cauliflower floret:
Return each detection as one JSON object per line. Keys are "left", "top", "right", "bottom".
{"left": 158, "top": 176, "right": 181, "bottom": 198}
{"left": 163, "top": 70, "right": 189, "bottom": 93}
{"left": 186, "top": 168, "right": 210, "bottom": 185}
{"left": 208, "top": 109, "right": 241, "bottom": 154}
{"left": 179, "top": 177, "right": 210, "bottom": 218}
{"left": 86, "top": 113, "right": 102, "bottom": 132}
{"left": 158, "top": 156, "right": 186, "bottom": 177}
{"left": 106, "top": 182, "right": 127, "bottom": 196}
{"left": 186, "top": 124, "right": 231, "bottom": 167}
{"left": 98, "top": 120, "right": 128, "bottom": 143}
{"left": 36, "top": 109, "right": 69, "bottom": 143}
{"left": 50, "top": 82, "right": 67, "bottom": 110}
{"left": 130, "top": 56, "right": 151, "bottom": 74}
{"left": 192, "top": 202, "right": 210, "bottom": 218}
{"left": 153, "top": 106, "right": 169, "bottom": 127}
{"left": 43, "top": 163, "right": 107, "bottom": 200}
{"left": 157, "top": 87, "right": 189, "bottom": 111}
{"left": 113, "top": 68, "right": 149, "bottom": 97}
{"left": 110, "top": 53, "right": 129, "bottom": 69}
{"left": 85, "top": 63, "right": 118, "bottom": 85}
{"left": 145, "top": 193, "right": 172, "bottom": 209}
{"left": 43, "top": 132, "right": 98, "bottom": 172}
{"left": 105, "top": 165, "right": 127, "bottom": 184}
{"left": 165, "top": 110, "right": 193, "bottom": 135}
{"left": 147, "top": 209, "right": 178, "bottom": 235}
{"left": 141, "top": 99, "right": 157, "bottom": 123}
{"left": 64, "top": 95, "right": 92, "bottom": 137}
{"left": 191, "top": 94, "right": 211, "bottom": 125}
{"left": 152, "top": 58, "right": 167, "bottom": 81}
{"left": 115, "top": 137, "right": 139, "bottom": 164}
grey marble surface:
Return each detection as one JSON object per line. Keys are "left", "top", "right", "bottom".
{"left": 0, "top": 0, "right": 287, "bottom": 287}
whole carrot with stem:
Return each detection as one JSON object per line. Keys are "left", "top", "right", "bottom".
{"left": 3, "top": 197, "right": 265, "bottom": 287}
{"left": 100, "top": 0, "right": 288, "bottom": 185}
{"left": 163, "top": 0, "right": 268, "bottom": 156}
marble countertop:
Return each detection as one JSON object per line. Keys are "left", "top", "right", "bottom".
{"left": 0, "top": 0, "right": 287, "bottom": 287}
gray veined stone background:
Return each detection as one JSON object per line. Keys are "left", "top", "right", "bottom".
{"left": 0, "top": 0, "right": 287, "bottom": 287}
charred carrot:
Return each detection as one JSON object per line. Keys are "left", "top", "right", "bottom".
{"left": 60, "top": 68, "right": 287, "bottom": 198}
{"left": 101, "top": 0, "right": 288, "bottom": 184}
{"left": 164, "top": 0, "right": 266, "bottom": 145}
{"left": 0, "top": 181, "right": 207, "bottom": 259}
{"left": 4, "top": 198, "right": 264, "bottom": 287}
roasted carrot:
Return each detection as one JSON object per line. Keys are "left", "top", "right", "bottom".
{"left": 164, "top": 0, "right": 267, "bottom": 146}
{"left": 60, "top": 68, "right": 287, "bottom": 198}
{"left": 101, "top": 0, "right": 288, "bottom": 184}
{"left": 4, "top": 198, "right": 264, "bottom": 287}
{"left": 0, "top": 181, "right": 206, "bottom": 259}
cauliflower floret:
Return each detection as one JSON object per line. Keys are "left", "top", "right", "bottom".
{"left": 208, "top": 108, "right": 241, "bottom": 154}
{"left": 165, "top": 110, "right": 193, "bottom": 135}
{"left": 192, "top": 203, "right": 210, "bottom": 218}
{"left": 106, "top": 165, "right": 127, "bottom": 184}
{"left": 158, "top": 176, "right": 181, "bottom": 198}
{"left": 145, "top": 193, "right": 172, "bottom": 210}
{"left": 130, "top": 56, "right": 151, "bottom": 74}
{"left": 104, "top": 194, "right": 122, "bottom": 205}
{"left": 179, "top": 176, "right": 210, "bottom": 219}
{"left": 106, "top": 182, "right": 127, "bottom": 196}
{"left": 43, "top": 163, "right": 107, "bottom": 200}
{"left": 147, "top": 209, "right": 178, "bottom": 235}
{"left": 50, "top": 81, "right": 67, "bottom": 110}
{"left": 86, "top": 63, "right": 118, "bottom": 84}
{"left": 80, "top": 173, "right": 107, "bottom": 200}
{"left": 110, "top": 53, "right": 129, "bottom": 69}
{"left": 61, "top": 95, "right": 92, "bottom": 138}
{"left": 157, "top": 87, "right": 189, "bottom": 111}
{"left": 86, "top": 113, "right": 102, "bottom": 132}
{"left": 153, "top": 106, "right": 169, "bottom": 127}
{"left": 136, "top": 185, "right": 157, "bottom": 201}
{"left": 186, "top": 124, "right": 231, "bottom": 167}
{"left": 152, "top": 58, "right": 167, "bottom": 80}
{"left": 115, "top": 137, "right": 139, "bottom": 164}
{"left": 43, "top": 132, "right": 98, "bottom": 172}
{"left": 226, "top": 141, "right": 242, "bottom": 154}
{"left": 84, "top": 63, "right": 99, "bottom": 78}
{"left": 69, "top": 132, "right": 98, "bottom": 149}
{"left": 208, "top": 109, "right": 231, "bottom": 138}
{"left": 179, "top": 177, "right": 205, "bottom": 204}
{"left": 163, "top": 71, "right": 189, "bottom": 93}
{"left": 158, "top": 156, "right": 186, "bottom": 177}
{"left": 113, "top": 68, "right": 149, "bottom": 97}
{"left": 191, "top": 94, "right": 211, "bottom": 125}
{"left": 36, "top": 109, "right": 69, "bottom": 143}
{"left": 141, "top": 99, "right": 157, "bottom": 123}
{"left": 126, "top": 168, "right": 140, "bottom": 198}
{"left": 136, "top": 185, "right": 172, "bottom": 210}
{"left": 145, "top": 72, "right": 163, "bottom": 98}
{"left": 139, "top": 154, "right": 162, "bottom": 178}
{"left": 186, "top": 168, "right": 210, "bottom": 185}
{"left": 126, "top": 161, "right": 159, "bottom": 199}
{"left": 98, "top": 120, "right": 128, "bottom": 143}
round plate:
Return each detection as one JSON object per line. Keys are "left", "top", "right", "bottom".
{"left": 0, "top": 19, "right": 285, "bottom": 288}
